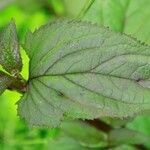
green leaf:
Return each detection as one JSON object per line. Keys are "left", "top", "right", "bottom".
{"left": 127, "top": 115, "right": 150, "bottom": 137}
{"left": 48, "top": 136, "right": 94, "bottom": 150}
{"left": 62, "top": 0, "right": 90, "bottom": 17}
{"left": 124, "top": 0, "right": 150, "bottom": 44}
{"left": 83, "top": 0, "right": 129, "bottom": 32}
{"left": 0, "top": 19, "right": 22, "bottom": 74}
{"left": 18, "top": 20, "right": 150, "bottom": 128}
{"left": 101, "top": 117, "right": 133, "bottom": 128}
{"left": 0, "top": 71, "right": 13, "bottom": 94}
{"left": 108, "top": 128, "right": 150, "bottom": 145}
{"left": 61, "top": 121, "right": 107, "bottom": 148}
{"left": 111, "top": 145, "right": 136, "bottom": 150}
{"left": 83, "top": 0, "right": 150, "bottom": 44}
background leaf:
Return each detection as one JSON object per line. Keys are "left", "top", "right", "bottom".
{"left": 48, "top": 136, "right": 91, "bottom": 150}
{"left": 108, "top": 128, "right": 150, "bottom": 145}
{"left": 83, "top": 0, "right": 150, "bottom": 44}
{"left": 61, "top": 121, "right": 107, "bottom": 148}
{"left": 111, "top": 145, "right": 136, "bottom": 150}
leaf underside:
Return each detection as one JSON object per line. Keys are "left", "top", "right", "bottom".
{"left": 18, "top": 20, "right": 150, "bottom": 127}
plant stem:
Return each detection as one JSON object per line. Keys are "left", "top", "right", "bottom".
{"left": 8, "top": 75, "right": 27, "bottom": 94}
{"left": 85, "top": 119, "right": 112, "bottom": 133}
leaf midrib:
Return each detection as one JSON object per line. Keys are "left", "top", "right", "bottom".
{"left": 30, "top": 73, "right": 150, "bottom": 106}
{"left": 31, "top": 70, "right": 150, "bottom": 88}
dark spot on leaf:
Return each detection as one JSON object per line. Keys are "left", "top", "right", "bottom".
{"left": 136, "top": 78, "right": 142, "bottom": 82}
{"left": 57, "top": 91, "right": 64, "bottom": 97}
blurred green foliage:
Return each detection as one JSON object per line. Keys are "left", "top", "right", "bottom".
{"left": 0, "top": 0, "right": 150, "bottom": 149}
{"left": 0, "top": 1, "right": 59, "bottom": 149}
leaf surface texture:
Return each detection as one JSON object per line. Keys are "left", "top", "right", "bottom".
{"left": 18, "top": 20, "right": 150, "bottom": 127}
